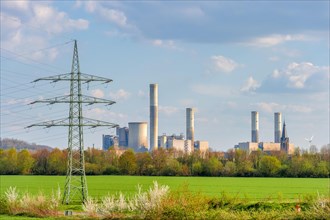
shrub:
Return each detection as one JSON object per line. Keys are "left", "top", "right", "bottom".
{"left": 3, "top": 186, "right": 61, "bottom": 217}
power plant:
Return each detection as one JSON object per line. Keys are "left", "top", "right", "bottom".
{"left": 236, "top": 111, "right": 294, "bottom": 154}
{"left": 150, "top": 84, "right": 158, "bottom": 151}
{"left": 100, "top": 82, "right": 296, "bottom": 156}
{"left": 101, "top": 83, "right": 209, "bottom": 154}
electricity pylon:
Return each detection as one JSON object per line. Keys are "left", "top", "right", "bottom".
{"left": 27, "top": 40, "right": 118, "bottom": 204}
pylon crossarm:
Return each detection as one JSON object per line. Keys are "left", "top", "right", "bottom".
{"left": 26, "top": 117, "right": 118, "bottom": 128}
{"left": 32, "top": 73, "right": 113, "bottom": 83}
{"left": 29, "top": 95, "right": 115, "bottom": 105}
{"left": 83, "top": 117, "right": 119, "bottom": 128}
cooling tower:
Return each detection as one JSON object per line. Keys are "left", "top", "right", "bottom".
{"left": 128, "top": 122, "right": 148, "bottom": 150}
{"left": 274, "top": 112, "right": 282, "bottom": 143}
{"left": 150, "top": 84, "right": 158, "bottom": 151}
{"left": 251, "top": 111, "right": 259, "bottom": 143}
{"left": 186, "top": 108, "right": 194, "bottom": 151}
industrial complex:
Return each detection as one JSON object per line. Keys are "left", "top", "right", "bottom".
{"left": 235, "top": 111, "right": 294, "bottom": 154}
{"left": 102, "top": 83, "right": 209, "bottom": 154}
{"left": 102, "top": 84, "right": 294, "bottom": 155}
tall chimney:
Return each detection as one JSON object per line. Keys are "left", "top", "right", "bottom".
{"left": 274, "top": 112, "right": 282, "bottom": 143}
{"left": 251, "top": 111, "right": 259, "bottom": 143}
{"left": 186, "top": 108, "right": 194, "bottom": 151}
{"left": 150, "top": 84, "right": 158, "bottom": 150}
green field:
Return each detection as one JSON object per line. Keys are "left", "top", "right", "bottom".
{"left": 1, "top": 175, "right": 329, "bottom": 200}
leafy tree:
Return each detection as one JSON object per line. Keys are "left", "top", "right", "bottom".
{"left": 223, "top": 161, "right": 236, "bottom": 176}
{"left": 192, "top": 161, "right": 203, "bottom": 176}
{"left": 315, "top": 161, "right": 329, "bottom": 177}
{"left": 85, "top": 162, "right": 101, "bottom": 175}
{"left": 136, "top": 152, "right": 154, "bottom": 175}
{"left": 151, "top": 149, "right": 167, "bottom": 175}
{"left": 32, "top": 149, "right": 50, "bottom": 174}
{"left": 3, "top": 148, "right": 18, "bottom": 174}
{"left": 119, "top": 149, "right": 137, "bottom": 175}
{"left": 203, "top": 157, "right": 222, "bottom": 176}
{"left": 103, "top": 165, "right": 120, "bottom": 175}
{"left": 161, "top": 158, "right": 183, "bottom": 176}
{"left": 105, "top": 147, "right": 119, "bottom": 167}
{"left": 259, "top": 156, "right": 281, "bottom": 176}
{"left": 47, "top": 148, "right": 66, "bottom": 175}
{"left": 234, "top": 149, "right": 254, "bottom": 176}
{"left": 17, "top": 149, "right": 34, "bottom": 174}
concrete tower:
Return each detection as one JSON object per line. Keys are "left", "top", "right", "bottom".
{"left": 186, "top": 108, "right": 194, "bottom": 151}
{"left": 251, "top": 111, "right": 259, "bottom": 143}
{"left": 280, "top": 121, "right": 289, "bottom": 152}
{"left": 274, "top": 112, "right": 282, "bottom": 143}
{"left": 150, "top": 84, "right": 158, "bottom": 151}
{"left": 128, "top": 122, "right": 148, "bottom": 150}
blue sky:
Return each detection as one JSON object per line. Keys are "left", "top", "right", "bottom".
{"left": 1, "top": 1, "right": 329, "bottom": 151}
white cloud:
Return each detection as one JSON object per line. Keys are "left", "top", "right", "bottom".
{"left": 211, "top": 55, "right": 238, "bottom": 73}
{"left": 253, "top": 102, "right": 313, "bottom": 113}
{"left": 1, "top": 2, "right": 89, "bottom": 61}
{"left": 109, "top": 89, "right": 131, "bottom": 100}
{"left": 99, "top": 8, "right": 127, "bottom": 27}
{"left": 275, "top": 62, "right": 328, "bottom": 89}
{"left": 259, "top": 62, "right": 329, "bottom": 93}
{"left": 240, "top": 76, "right": 260, "bottom": 92}
{"left": 82, "top": 1, "right": 128, "bottom": 27}
{"left": 159, "top": 106, "right": 179, "bottom": 116}
{"left": 248, "top": 34, "right": 306, "bottom": 47}
{"left": 30, "top": 4, "right": 89, "bottom": 34}
{"left": 91, "top": 89, "right": 104, "bottom": 98}
{"left": 1, "top": 0, "right": 29, "bottom": 12}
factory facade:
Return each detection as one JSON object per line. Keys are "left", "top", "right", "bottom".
{"left": 235, "top": 111, "right": 294, "bottom": 154}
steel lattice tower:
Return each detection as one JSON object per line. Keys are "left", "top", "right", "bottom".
{"left": 27, "top": 40, "right": 118, "bottom": 204}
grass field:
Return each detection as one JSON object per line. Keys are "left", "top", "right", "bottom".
{"left": 1, "top": 175, "right": 329, "bottom": 201}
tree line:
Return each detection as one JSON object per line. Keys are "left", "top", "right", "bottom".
{"left": 0, "top": 145, "right": 329, "bottom": 177}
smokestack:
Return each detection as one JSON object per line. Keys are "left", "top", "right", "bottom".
{"left": 274, "top": 112, "right": 282, "bottom": 143}
{"left": 186, "top": 108, "right": 194, "bottom": 151}
{"left": 150, "top": 84, "right": 158, "bottom": 150}
{"left": 251, "top": 111, "right": 259, "bottom": 143}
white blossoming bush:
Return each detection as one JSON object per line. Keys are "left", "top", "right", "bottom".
{"left": 4, "top": 186, "right": 61, "bottom": 217}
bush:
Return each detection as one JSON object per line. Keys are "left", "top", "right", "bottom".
{"left": 3, "top": 186, "right": 61, "bottom": 217}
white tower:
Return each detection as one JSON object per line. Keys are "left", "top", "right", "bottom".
{"left": 150, "top": 84, "right": 158, "bottom": 150}
{"left": 274, "top": 112, "right": 282, "bottom": 143}
{"left": 186, "top": 108, "right": 194, "bottom": 151}
{"left": 251, "top": 111, "right": 259, "bottom": 143}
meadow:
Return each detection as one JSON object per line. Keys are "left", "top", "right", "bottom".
{"left": 1, "top": 175, "right": 328, "bottom": 200}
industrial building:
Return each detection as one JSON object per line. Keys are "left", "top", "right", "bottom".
{"left": 236, "top": 111, "right": 294, "bottom": 154}
{"left": 102, "top": 135, "right": 118, "bottom": 150}
{"left": 128, "top": 122, "right": 148, "bottom": 151}
{"left": 195, "top": 141, "right": 209, "bottom": 152}
{"left": 116, "top": 127, "right": 129, "bottom": 147}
